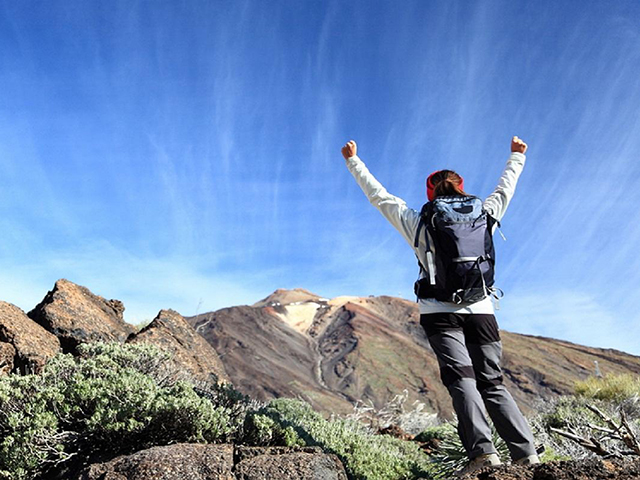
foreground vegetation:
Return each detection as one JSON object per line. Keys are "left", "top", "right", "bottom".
{"left": 0, "top": 343, "right": 434, "bottom": 480}
{"left": 1, "top": 342, "right": 639, "bottom": 480}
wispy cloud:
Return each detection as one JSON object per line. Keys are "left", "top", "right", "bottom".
{"left": 0, "top": 240, "right": 274, "bottom": 324}
{"left": 500, "top": 288, "right": 640, "bottom": 356}
{"left": 1, "top": 1, "right": 639, "bottom": 355}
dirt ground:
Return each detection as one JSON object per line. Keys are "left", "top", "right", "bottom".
{"left": 458, "top": 458, "right": 640, "bottom": 480}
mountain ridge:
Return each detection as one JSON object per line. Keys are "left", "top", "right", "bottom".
{"left": 188, "top": 288, "right": 640, "bottom": 419}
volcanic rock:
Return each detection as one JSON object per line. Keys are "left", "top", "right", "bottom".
{"left": 78, "top": 443, "right": 234, "bottom": 480}
{"left": 234, "top": 446, "right": 348, "bottom": 480}
{"left": 0, "top": 341, "right": 16, "bottom": 375}
{"left": 458, "top": 458, "right": 640, "bottom": 480}
{"left": 28, "top": 279, "right": 134, "bottom": 354}
{"left": 128, "top": 309, "right": 228, "bottom": 383}
{"left": 0, "top": 301, "right": 60, "bottom": 373}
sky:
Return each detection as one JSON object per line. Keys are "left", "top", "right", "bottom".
{"left": 1, "top": 1, "right": 640, "bottom": 356}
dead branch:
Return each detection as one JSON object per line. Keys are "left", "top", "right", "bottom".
{"left": 550, "top": 404, "right": 640, "bottom": 458}
{"left": 550, "top": 427, "right": 616, "bottom": 457}
{"left": 586, "top": 404, "right": 620, "bottom": 432}
{"left": 587, "top": 423, "right": 622, "bottom": 439}
{"left": 619, "top": 410, "right": 640, "bottom": 455}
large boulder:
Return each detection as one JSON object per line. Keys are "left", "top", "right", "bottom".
{"left": 78, "top": 443, "right": 234, "bottom": 480}
{"left": 0, "top": 301, "right": 60, "bottom": 373}
{"left": 234, "top": 446, "right": 348, "bottom": 480}
{"left": 28, "top": 279, "right": 134, "bottom": 354}
{"left": 128, "top": 309, "right": 228, "bottom": 383}
{"left": 77, "top": 444, "right": 348, "bottom": 480}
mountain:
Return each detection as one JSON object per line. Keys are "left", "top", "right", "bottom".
{"left": 188, "top": 289, "right": 640, "bottom": 418}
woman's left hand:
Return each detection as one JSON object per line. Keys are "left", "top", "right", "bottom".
{"left": 511, "top": 136, "right": 528, "bottom": 154}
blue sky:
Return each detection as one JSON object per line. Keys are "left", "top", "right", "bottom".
{"left": 1, "top": 1, "right": 640, "bottom": 356}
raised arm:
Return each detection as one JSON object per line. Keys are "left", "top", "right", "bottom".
{"left": 342, "top": 140, "right": 420, "bottom": 246}
{"left": 483, "top": 136, "right": 528, "bottom": 222}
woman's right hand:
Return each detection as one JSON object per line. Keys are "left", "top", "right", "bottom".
{"left": 341, "top": 140, "right": 357, "bottom": 160}
{"left": 511, "top": 136, "right": 528, "bottom": 154}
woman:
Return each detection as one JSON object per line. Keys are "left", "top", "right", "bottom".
{"left": 341, "top": 137, "right": 538, "bottom": 473}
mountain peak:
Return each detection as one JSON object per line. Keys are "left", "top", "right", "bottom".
{"left": 252, "top": 288, "right": 324, "bottom": 308}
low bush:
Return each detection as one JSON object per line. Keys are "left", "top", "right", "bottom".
{"left": 575, "top": 374, "right": 640, "bottom": 403}
{"left": 242, "top": 412, "right": 304, "bottom": 447}
{"left": 256, "top": 398, "right": 435, "bottom": 480}
{"left": 0, "top": 343, "right": 244, "bottom": 480}
{"left": 0, "top": 374, "right": 67, "bottom": 480}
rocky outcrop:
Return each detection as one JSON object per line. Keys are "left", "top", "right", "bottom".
{"left": 128, "top": 309, "right": 228, "bottom": 383}
{"left": 0, "top": 301, "right": 60, "bottom": 373}
{"left": 78, "top": 443, "right": 235, "bottom": 480}
{"left": 77, "top": 444, "right": 348, "bottom": 480}
{"left": 234, "top": 446, "right": 347, "bottom": 480}
{"left": 28, "top": 279, "right": 134, "bottom": 354}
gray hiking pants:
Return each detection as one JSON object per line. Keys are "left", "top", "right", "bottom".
{"left": 420, "top": 313, "right": 536, "bottom": 461}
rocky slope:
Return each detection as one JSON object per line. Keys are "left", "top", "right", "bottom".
{"left": 188, "top": 289, "right": 640, "bottom": 418}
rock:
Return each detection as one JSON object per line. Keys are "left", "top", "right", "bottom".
{"left": 78, "top": 443, "right": 234, "bottom": 480}
{"left": 0, "top": 341, "right": 16, "bottom": 375}
{"left": 128, "top": 309, "right": 228, "bottom": 383}
{"left": 234, "top": 446, "right": 324, "bottom": 464}
{"left": 77, "top": 444, "right": 348, "bottom": 480}
{"left": 0, "top": 301, "right": 60, "bottom": 373}
{"left": 458, "top": 458, "right": 640, "bottom": 480}
{"left": 234, "top": 446, "right": 348, "bottom": 480}
{"left": 28, "top": 279, "right": 134, "bottom": 354}
{"left": 378, "top": 424, "right": 413, "bottom": 441}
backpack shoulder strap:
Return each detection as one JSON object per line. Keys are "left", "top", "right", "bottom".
{"left": 414, "top": 203, "right": 432, "bottom": 248}
{"left": 484, "top": 209, "right": 507, "bottom": 240}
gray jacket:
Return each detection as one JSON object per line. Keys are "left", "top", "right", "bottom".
{"left": 345, "top": 152, "right": 526, "bottom": 314}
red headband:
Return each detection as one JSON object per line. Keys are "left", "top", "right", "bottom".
{"left": 426, "top": 171, "right": 464, "bottom": 201}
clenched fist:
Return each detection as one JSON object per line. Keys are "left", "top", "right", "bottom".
{"left": 341, "top": 140, "right": 357, "bottom": 160}
{"left": 511, "top": 136, "right": 528, "bottom": 154}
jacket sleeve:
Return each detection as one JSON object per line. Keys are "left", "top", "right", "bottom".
{"left": 345, "top": 155, "right": 420, "bottom": 247}
{"left": 483, "top": 152, "right": 526, "bottom": 222}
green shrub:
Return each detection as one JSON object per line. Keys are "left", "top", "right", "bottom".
{"left": 575, "top": 374, "right": 640, "bottom": 403}
{"left": 42, "top": 347, "right": 235, "bottom": 448}
{"left": 258, "top": 398, "right": 435, "bottom": 480}
{"left": 242, "top": 412, "right": 304, "bottom": 447}
{"left": 192, "top": 378, "right": 256, "bottom": 435}
{"left": 0, "top": 375, "right": 67, "bottom": 480}
{"left": 76, "top": 342, "right": 174, "bottom": 385}
{"left": 0, "top": 342, "right": 245, "bottom": 480}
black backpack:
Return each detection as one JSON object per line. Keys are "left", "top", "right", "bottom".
{"left": 413, "top": 195, "right": 499, "bottom": 304}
